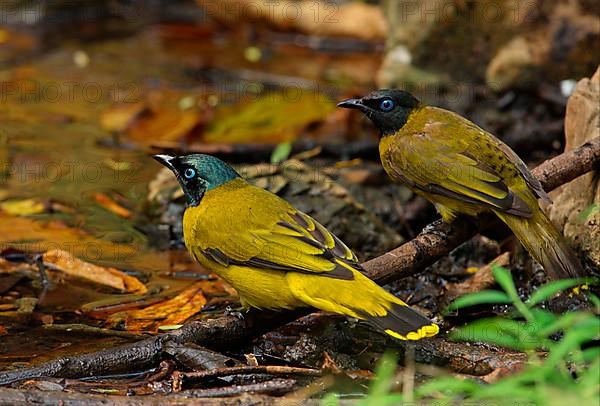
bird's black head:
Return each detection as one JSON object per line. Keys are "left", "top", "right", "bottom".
{"left": 337, "top": 89, "right": 421, "bottom": 136}
{"left": 153, "top": 153, "right": 240, "bottom": 207}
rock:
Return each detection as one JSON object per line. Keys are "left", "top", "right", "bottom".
{"left": 486, "top": 1, "right": 600, "bottom": 91}
{"left": 548, "top": 66, "right": 600, "bottom": 269}
{"left": 378, "top": 0, "right": 599, "bottom": 90}
{"left": 195, "top": 0, "right": 386, "bottom": 40}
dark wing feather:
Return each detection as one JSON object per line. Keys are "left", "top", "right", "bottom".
{"left": 199, "top": 208, "right": 363, "bottom": 280}
{"left": 497, "top": 142, "right": 551, "bottom": 203}
{"left": 393, "top": 116, "right": 535, "bottom": 218}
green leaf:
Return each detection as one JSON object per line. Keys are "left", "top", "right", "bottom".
{"left": 320, "top": 393, "right": 340, "bottom": 406}
{"left": 359, "top": 394, "right": 404, "bottom": 406}
{"left": 544, "top": 323, "right": 600, "bottom": 369}
{"left": 492, "top": 265, "right": 518, "bottom": 299}
{"left": 470, "top": 382, "right": 541, "bottom": 403}
{"left": 271, "top": 142, "right": 292, "bottom": 164}
{"left": 579, "top": 357, "right": 600, "bottom": 394}
{"left": 581, "top": 346, "right": 600, "bottom": 362}
{"left": 367, "top": 353, "right": 397, "bottom": 399}
{"left": 535, "top": 312, "right": 588, "bottom": 338}
{"left": 416, "top": 376, "right": 480, "bottom": 398}
{"left": 528, "top": 308, "right": 557, "bottom": 328}
{"left": 586, "top": 292, "right": 600, "bottom": 311}
{"left": 446, "top": 290, "right": 511, "bottom": 312}
{"left": 526, "top": 278, "right": 588, "bottom": 307}
{"left": 493, "top": 265, "right": 535, "bottom": 322}
{"left": 451, "top": 318, "right": 539, "bottom": 350}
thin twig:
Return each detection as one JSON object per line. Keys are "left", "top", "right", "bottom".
{"left": 174, "top": 378, "right": 297, "bottom": 398}
{"left": 34, "top": 255, "right": 50, "bottom": 304}
{"left": 42, "top": 324, "right": 148, "bottom": 340}
{"left": 172, "top": 365, "right": 321, "bottom": 391}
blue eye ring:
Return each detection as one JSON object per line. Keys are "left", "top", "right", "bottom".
{"left": 380, "top": 98, "right": 395, "bottom": 112}
{"left": 184, "top": 168, "right": 196, "bottom": 179}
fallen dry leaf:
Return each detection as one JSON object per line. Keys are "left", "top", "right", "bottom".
{"left": 127, "top": 108, "right": 201, "bottom": 144}
{"left": 99, "top": 102, "right": 147, "bottom": 133}
{"left": 105, "top": 281, "right": 207, "bottom": 332}
{"left": 93, "top": 193, "right": 132, "bottom": 218}
{"left": 43, "top": 249, "right": 147, "bottom": 294}
{"left": 0, "top": 257, "right": 33, "bottom": 275}
{"left": 0, "top": 199, "right": 46, "bottom": 216}
{"left": 444, "top": 252, "right": 510, "bottom": 303}
{"left": 0, "top": 213, "right": 165, "bottom": 273}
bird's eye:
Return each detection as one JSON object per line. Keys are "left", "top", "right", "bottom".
{"left": 184, "top": 168, "right": 196, "bottom": 179}
{"left": 379, "top": 99, "right": 395, "bottom": 112}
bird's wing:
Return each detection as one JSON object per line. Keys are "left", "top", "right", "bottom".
{"left": 189, "top": 185, "right": 363, "bottom": 280}
{"left": 393, "top": 115, "right": 534, "bottom": 218}
{"left": 496, "top": 141, "right": 551, "bottom": 204}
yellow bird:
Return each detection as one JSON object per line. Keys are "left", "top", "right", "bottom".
{"left": 338, "top": 90, "right": 584, "bottom": 280}
{"left": 153, "top": 153, "right": 439, "bottom": 340}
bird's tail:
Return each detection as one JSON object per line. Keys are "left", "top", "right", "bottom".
{"left": 364, "top": 299, "right": 440, "bottom": 341}
{"left": 495, "top": 209, "right": 584, "bottom": 280}
{"left": 337, "top": 270, "right": 439, "bottom": 340}
{"left": 287, "top": 268, "right": 439, "bottom": 340}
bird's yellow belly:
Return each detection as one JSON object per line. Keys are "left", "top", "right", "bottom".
{"left": 415, "top": 190, "right": 484, "bottom": 222}
{"left": 210, "top": 264, "right": 305, "bottom": 311}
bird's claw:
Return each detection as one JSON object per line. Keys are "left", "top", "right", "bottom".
{"left": 419, "top": 219, "right": 450, "bottom": 239}
{"left": 225, "top": 305, "right": 245, "bottom": 320}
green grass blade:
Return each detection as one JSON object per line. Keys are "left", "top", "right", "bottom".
{"left": 416, "top": 376, "right": 480, "bottom": 398}
{"left": 451, "top": 318, "right": 539, "bottom": 350}
{"left": 585, "top": 292, "right": 600, "bottom": 311}
{"left": 270, "top": 141, "right": 292, "bottom": 164}
{"left": 492, "top": 265, "right": 535, "bottom": 322}
{"left": 321, "top": 393, "right": 339, "bottom": 406}
{"left": 367, "top": 353, "right": 397, "bottom": 399}
{"left": 544, "top": 319, "right": 600, "bottom": 369}
{"left": 526, "top": 278, "right": 595, "bottom": 307}
{"left": 535, "top": 312, "right": 588, "bottom": 338}
{"left": 581, "top": 346, "right": 600, "bottom": 362}
{"left": 446, "top": 290, "right": 511, "bottom": 312}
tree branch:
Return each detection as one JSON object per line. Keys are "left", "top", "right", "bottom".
{"left": 1, "top": 137, "right": 598, "bottom": 386}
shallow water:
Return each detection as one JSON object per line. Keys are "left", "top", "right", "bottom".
{"left": 0, "top": 11, "right": 381, "bottom": 367}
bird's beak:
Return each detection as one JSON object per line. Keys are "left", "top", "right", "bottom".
{"left": 337, "top": 98, "right": 365, "bottom": 111}
{"left": 153, "top": 154, "right": 175, "bottom": 170}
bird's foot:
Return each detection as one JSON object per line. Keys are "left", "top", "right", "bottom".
{"left": 419, "top": 219, "right": 451, "bottom": 239}
{"left": 225, "top": 305, "right": 245, "bottom": 320}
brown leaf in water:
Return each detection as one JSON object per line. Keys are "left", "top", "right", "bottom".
{"left": 127, "top": 108, "right": 201, "bottom": 144}
{"left": 93, "top": 193, "right": 132, "bottom": 218}
{"left": 42, "top": 249, "right": 147, "bottom": 294}
{"left": 0, "top": 214, "right": 164, "bottom": 273}
{"left": 105, "top": 281, "right": 207, "bottom": 332}
{"left": 99, "top": 102, "right": 147, "bottom": 133}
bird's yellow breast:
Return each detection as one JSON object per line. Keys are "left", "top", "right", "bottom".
{"left": 182, "top": 179, "right": 304, "bottom": 310}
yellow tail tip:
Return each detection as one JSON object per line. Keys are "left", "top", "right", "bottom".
{"left": 385, "top": 323, "right": 440, "bottom": 341}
